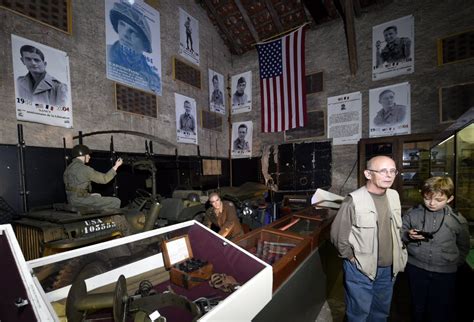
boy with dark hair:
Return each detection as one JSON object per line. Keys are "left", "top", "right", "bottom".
{"left": 402, "top": 176, "right": 469, "bottom": 322}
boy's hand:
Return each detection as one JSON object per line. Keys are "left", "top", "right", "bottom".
{"left": 408, "top": 229, "right": 425, "bottom": 240}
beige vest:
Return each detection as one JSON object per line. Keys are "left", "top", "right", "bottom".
{"left": 349, "top": 186, "right": 407, "bottom": 280}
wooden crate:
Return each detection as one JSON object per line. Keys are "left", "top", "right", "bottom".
{"left": 233, "top": 228, "right": 311, "bottom": 291}
{"left": 161, "top": 234, "right": 213, "bottom": 289}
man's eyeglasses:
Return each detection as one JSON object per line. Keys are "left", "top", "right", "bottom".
{"left": 367, "top": 168, "right": 399, "bottom": 176}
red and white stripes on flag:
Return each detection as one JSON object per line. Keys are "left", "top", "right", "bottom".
{"left": 256, "top": 26, "right": 307, "bottom": 133}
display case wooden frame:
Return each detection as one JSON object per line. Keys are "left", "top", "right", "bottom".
{"left": 233, "top": 228, "right": 311, "bottom": 291}
{"left": 266, "top": 214, "right": 324, "bottom": 250}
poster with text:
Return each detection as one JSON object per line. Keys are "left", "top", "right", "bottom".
{"left": 231, "top": 71, "right": 252, "bottom": 114}
{"left": 327, "top": 91, "right": 362, "bottom": 145}
{"left": 105, "top": 0, "right": 162, "bottom": 95}
{"left": 208, "top": 68, "right": 225, "bottom": 115}
{"left": 12, "top": 34, "right": 73, "bottom": 128}
{"left": 179, "top": 8, "right": 200, "bottom": 65}
{"left": 369, "top": 82, "right": 411, "bottom": 138}
{"left": 372, "top": 15, "right": 414, "bottom": 80}
{"left": 175, "top": 93, "right": 198, "bottom": 145}
{"left": 231, "top": 121, "right": 253, "bottom": 159}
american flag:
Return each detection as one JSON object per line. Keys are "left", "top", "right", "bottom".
{"left": 256, "top": 26, "right": 307, "bottom": 133}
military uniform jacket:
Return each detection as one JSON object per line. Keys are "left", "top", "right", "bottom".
{"left": 17, "top": 72, "right": 68, "bottom": 106}
{"left": 381, "top": 37, "right": 411, "bottom": 63}
{"left": 107, "top": 42, "right": 161, "bottom": 93}
{"left": 64, "top": 159, "right": 117, "bottom": 196}
{"left": 179, "top": 113, "right": 195, "bottom": 133}
{"left": 232, "top": 92, "right": 248, "bottom": 106}
{"left": 211, "top": 89, "right": 224, "bottom": 106}
{"left": 204, "top": 201, "right": 244, "bottom": 240}
{"left": 233, "top": 138, "right": 249, "bottom": 151}
{"left": 373, "top": 104, "right": 407, "bottom": 126}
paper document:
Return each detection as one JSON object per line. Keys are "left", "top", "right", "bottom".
{"left": 311, "top": 189, "right": 344, "bottom": 209}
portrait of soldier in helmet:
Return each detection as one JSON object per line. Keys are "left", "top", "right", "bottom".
{"left": 105, "top": 0, "right": 162, "bottom": 95}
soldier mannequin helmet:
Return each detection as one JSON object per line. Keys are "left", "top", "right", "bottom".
{"left": 72, "top": 144, "right": 91, "bottom": 158}
{"left": 187, "top": 193, "right": 200, "bottom": 202}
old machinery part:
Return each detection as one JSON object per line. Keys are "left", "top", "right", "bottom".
{"left": 66, "top": 274, "right": 127, "bottom": 322}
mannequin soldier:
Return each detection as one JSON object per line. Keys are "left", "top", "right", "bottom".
{"left": 64, "top": 144, "right": 123, "bottom": 209}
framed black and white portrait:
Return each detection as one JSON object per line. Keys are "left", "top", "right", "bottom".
{"left": 11, "top": 34, "right": 73, "bottom": 128}
{"left": 372, "top": 15, "right": 414, "bottom": 81}
{"left": 231, "top": 71, "right": 252, "bottom": 114}
{"left": 179, "top": 8, "right": 200, "bottom": 66}
{"left": 231, "top": 121, "right": 253, "bottom": 159}
{"left": 105, "top": 0, "right": 162, "bottom": 95}
{"left": 175, "top": 93, "right": 198, "bottom": 145}
{"left": 369, "top": 82, "right": 411, "bottom": 138}
{"left": 208, "top": 69, "right": 225, "bottom": 115}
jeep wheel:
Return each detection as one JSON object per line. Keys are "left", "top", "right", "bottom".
{"left": 52, "top": 257, "right": 109, "bottom": 290}
{"left": 193, "top": 211, "right": 206, "bottom": 223}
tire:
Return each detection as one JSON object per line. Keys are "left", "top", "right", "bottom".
{"left": 52, "top": 256, "right": 109, "bottom": 290}
{"left": 193, "top": 211, "right": 206, "bottom": 223}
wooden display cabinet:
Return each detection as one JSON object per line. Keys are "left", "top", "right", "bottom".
{"left": 266, "top": 213, "right": 325, "bottom": 250}
{"left": 358, "top": 133, "right": 436, "bottom": 211}
{"left": 233, "top": 228, "right": 311, "bottom": 291}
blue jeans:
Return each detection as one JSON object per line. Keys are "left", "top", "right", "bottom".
{"left": 343, "top": 259, "right": 394, "bottom": 322}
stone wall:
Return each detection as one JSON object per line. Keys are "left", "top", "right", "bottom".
{"left": 231, "top": 0, "right": 474, "bottom": 194}
{"left": 0, "top": 0, "right": 473, "bottom": 194}
{"left": 0, "top": 0, "right": 232, "bottom": 157}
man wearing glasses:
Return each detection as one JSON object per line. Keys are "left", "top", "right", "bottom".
{"left": 330, "top": 155, "right": 407, "bottom": 322}
{"left": 203, "top": 192, "right": 244, "bottom": 240}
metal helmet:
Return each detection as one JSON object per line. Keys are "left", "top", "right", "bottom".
{"left": 109, "top": 2, "right": 152, "bottom": 53}
{"left": 72, "top": 144, "right": 91, "bottom": 158}
{"left": 187, "top": 193, "right": 200, "bottom": 202}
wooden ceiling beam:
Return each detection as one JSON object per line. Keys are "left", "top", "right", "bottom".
{"left": 353, "top": 0, "right": 362, "bottom": 17}
{"left": 338, "top": 0, "right": 358, "bottom": 75}
{"left": 234, "top": 0, "right": 260, "bottom": 42}
{"left": 203, "top": 0, "right": 241, "bottom": 54}
{"left": 333, "top": 0, "right": 358, "bottom": 75}
{"left": 323, "top": 0, "right": 340, "bottom": 19}
{"left": 301, "top": 2, "right": 316, "bottom": 27}
{"left": 263, "top": 0, "right": 284, "bottom": 33}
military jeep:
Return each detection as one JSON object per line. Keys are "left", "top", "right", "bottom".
{"left": 13, "top": 159, "right": 206, "bottom": 290}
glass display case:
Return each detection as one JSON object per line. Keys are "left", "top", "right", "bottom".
{"left": 14, "top": 221, "right": 272, "bottom": 322}
{"left": 431, "top": 122, "right": 473, "bottom": 221}
{"left": 267, "top": 214, "right": 323, "bottom": 250}
{"left": 233, "top": 228, "right": 311, "bottom": 291}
